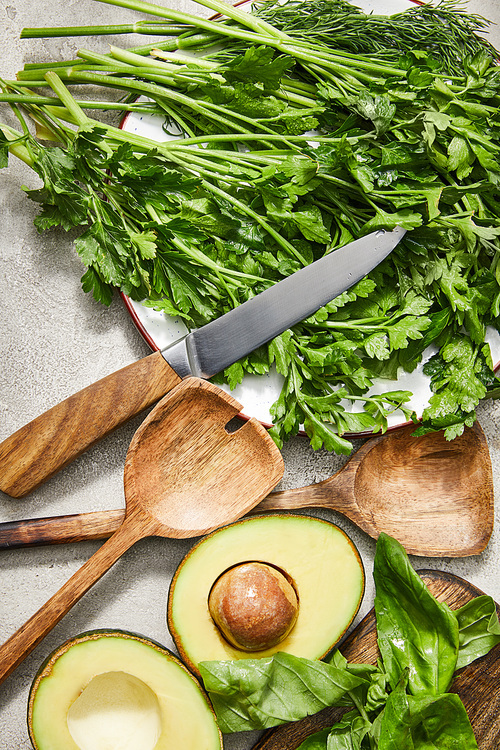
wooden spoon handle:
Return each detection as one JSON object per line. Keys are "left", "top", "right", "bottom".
{"left": 0, "top": 510, "right": 125, "bottom": 549}
{"left": 0, "top": 515, "right": 144, "bottom": 686}
{"left": 0, "top": 352, "right": 181, "bottom": 498}
{"left": 0, "top": 468, "right": 355, "bottom": 549}
{"left": 255, "top": 468, "right": 357, "bottom": 514}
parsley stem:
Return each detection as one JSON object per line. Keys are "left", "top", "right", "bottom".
{"left": 92, "top": 0, "right": 405, "bottom": 85}
{"left": 0, "top": 124, "right": 34, "bottom": 167}
{"left": 21, "top": 22, "right": 192, "bottom": 38}
{"left": 52, "top": 69, "right": 296, "bottom": 143}
{"left": 110, "top": 43, "right": 215, "bottom": 71}
{"left": 0, "top": 92, "right": 158, "bottom": 113}
{"left": 169, "top": 234, "right": 264, "bottom": 284}
{"left": 92, "top": 0, "right": 274, "bottom": 45}
{"left": 174, "top": 132, "right": 369, "bottom": 146}
{"left": 44, "top": 71, "right": 90, "bottom": 126}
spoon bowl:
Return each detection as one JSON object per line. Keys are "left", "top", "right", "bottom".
{"left": 259, "top": 421, "right": 493, "bottom": 557}
{"left": 0, "top": 377, "right": 284, "bottom": 685}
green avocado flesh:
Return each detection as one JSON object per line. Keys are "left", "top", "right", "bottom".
{"left": 168, "top": 514, "right": 365, "bottom": 674}
{"left": 28, "top": 630, "right": 222, "bottom": 750}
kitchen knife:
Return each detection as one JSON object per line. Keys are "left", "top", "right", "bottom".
{"left": 0, "top": 227, "right": 405, "bottom": 497}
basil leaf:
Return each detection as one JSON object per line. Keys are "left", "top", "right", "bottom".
{"left": 379, "top": 686, "right": 479, "bottom": 749}
{"left": 455, "top": 595, "right": 500, "bottom": 669}
{"left": 373, "top": 533, "right": 459, "bottom": 695}
{"left": 199, "top": 651, "right": 366, "bottom": 733}
{"left": 326, "top": 711, "right": 372, "bottom": 749}
{"left": 297, "top": 728, "right": 330, "bottom": 749}
{"left": 377, "top": 673, "right": 414, "bottom": 750}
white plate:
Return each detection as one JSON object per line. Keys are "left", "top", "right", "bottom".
{"left": 120, "top": 0, "right": 500, "bottom": 430}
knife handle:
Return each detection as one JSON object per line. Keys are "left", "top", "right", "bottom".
{"left": 0, "top": 352, "right": 181, "bottom": 498}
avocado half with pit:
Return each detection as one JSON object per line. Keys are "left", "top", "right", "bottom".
{"left": 27, "top": 629, "right": 222, "bottom": 750}
{"left": 167, "top": 514, "right": 365, "bottom": 675}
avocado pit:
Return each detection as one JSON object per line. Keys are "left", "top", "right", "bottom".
{"left": 208, "top": 561, "right": 299, "bottom": 651}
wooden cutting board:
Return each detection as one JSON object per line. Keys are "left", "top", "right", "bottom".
{"left": 253, "top": 570, "right": 500, "bottom": 750}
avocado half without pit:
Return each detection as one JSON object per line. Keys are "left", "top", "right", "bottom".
{"left": 27, "top": 630, "right": 222, "bottom": 750}
{"left": 168, "top": 514, "right": 365, "bottom": 675}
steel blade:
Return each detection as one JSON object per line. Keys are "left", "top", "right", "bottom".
{"left": 162, "top": 226, "right": 406, "bottom": 378}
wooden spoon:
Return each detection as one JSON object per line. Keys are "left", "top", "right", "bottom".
{"left": 261, "top": 420, "right": 494, "bottom": 557}
{"left": 0, "top": 377, "right": 284, "bottom": 686}
{"left": 0, "top": 422, "right": 492, "bottom": 558}
{"left": 1, "top": 421, "right": 493, "bottom": 558}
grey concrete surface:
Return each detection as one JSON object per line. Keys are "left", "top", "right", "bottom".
{"left": 1, "top": 1, "right": 500, "bottom": 748}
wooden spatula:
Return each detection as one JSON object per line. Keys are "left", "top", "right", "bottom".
{"left": 0, "top": 377, "right": 284, "bottom": 686}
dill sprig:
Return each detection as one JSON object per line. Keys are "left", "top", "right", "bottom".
{"left": 252, "top": 0, "right": 498, "bottom": 75}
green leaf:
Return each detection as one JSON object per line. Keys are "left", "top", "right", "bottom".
{"left": 387, "top": 315, "right": 431, "bottom": 351}
{"left": 199, "top": 652, "right": 366, "bottom": 733}
{"left": 0, "top": 130, "right": 10, "bottom": 168}
{"left": 292, "top": 206, "right": 331, "bottom": 243}
{"left": 279, "top": 154, "right": 318, "bottom": 185}
{"left": 423, "top": 336, "right": 488, "bottom": 418}
{"left": 377, "top": 674, "right": 414, "bottom": 750}
{"left": 436, "top": 259, "right": 470, "bottom": 312}
{"left": 364, "top": 333, "right": 390, "bottom": 360}
{"left": 75, "top": 226, "right": 124, "bottom": 286}
{"left": 373, "top": 533, "right": 459, "bottom": 695}
{"left": 129, "top": 230, "right": 157, "bottom": 260}
{"left": 303, "top": 406, "right": 354, "bottom": 454}
{"left": 379, "top": 688, "right": 479, "bottom": 749}
{"left": 424, "top": 111, "right": 452, "bottom": 132}
{"left": 80, "top": 267, "right": 114, "bottom": 306}
{"left": 361, "top": 207, "right": 422, "bottom": 233}
{"left": 224, "top": 361, "right": 245, "bottom": 390}
{"left": 447, "top": 135, "right": 474, "bottom": 179}
{"left": 220, "top": 46, "right": 294, "bottom": 89}
{"left": 297, "top": 728, "right": 330, "bottom": 749}
{"left": 351, "top": 91, "right": 396, "bottom": 135}
{"left": 326, "top": 712, "right": 373, "bottom": 749}
{"left": 455, "top": 595, "right": 500, "bottom": 670}
{"left": 268, "top": 331, "right": 295, "bottom": 376}
{"left": 180, "top": 199, "right": 240, "bottom": 240}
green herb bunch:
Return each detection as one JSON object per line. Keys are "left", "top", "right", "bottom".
{"left": 252, "top": 0, "right": 498, "bottom": 76}
{"left": 2, "top": 0, "right": 500, "bottom": 452}
{"left": 200, "top": 533, "right": 500, "bottom": 748}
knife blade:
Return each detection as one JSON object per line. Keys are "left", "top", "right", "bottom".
{"left": 164, "top": 226, "right": 406, "bottom": 379}
{"left": 0, "top": 227, "right": 405, "bottom": 498}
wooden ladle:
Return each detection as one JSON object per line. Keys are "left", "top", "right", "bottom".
{"left": 0, "top": 421, "right": 492, "bottom": 558}
{"left": 0, "top": 377, "right": 284, "bottom": 686}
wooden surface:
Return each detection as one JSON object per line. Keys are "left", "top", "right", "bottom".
{"left": 0, "top": 378, "right": 284, "bottom": 685}
{"left": 0, "top": 351, "right": 181, "bottom": 498}
{"left": 253, "top": 570, "right": 500, "bottom": 750}
{"left": 0, "top": 422, "right": 492, "bottom": 558}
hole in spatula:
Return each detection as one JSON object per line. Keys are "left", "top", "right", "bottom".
{"left": 224, "top": 416, "right": 247, "bottom": 434}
